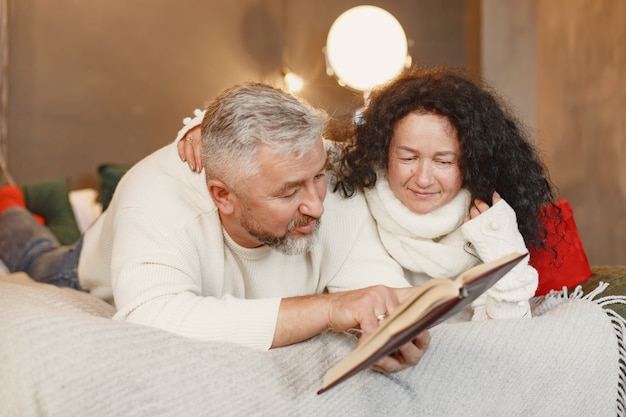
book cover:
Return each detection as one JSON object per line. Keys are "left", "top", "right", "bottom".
{"left": 318, "top": 252, "right": 527, "bottom": 394}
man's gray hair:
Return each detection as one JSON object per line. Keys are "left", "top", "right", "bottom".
{"left": 201, "top": 83, "right": 328, "bottom": 188}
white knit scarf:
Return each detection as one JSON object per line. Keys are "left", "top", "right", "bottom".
{"left": 364, "top": 176, "right": 479, "bottom": 278}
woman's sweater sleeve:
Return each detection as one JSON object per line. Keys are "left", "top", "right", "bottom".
{"left": 174, "top": 109, "right": 206, "bottom": 142}
{"left": 460, "top": 199, "right": 538, "bottom": 320}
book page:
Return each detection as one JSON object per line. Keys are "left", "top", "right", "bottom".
{"left": 319, "top": 251, "right": 527, "bottom": 394}
{"left": 321, "top": 281, "right": 459, "bottom": 391}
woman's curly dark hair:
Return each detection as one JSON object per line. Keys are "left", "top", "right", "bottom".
{"left": 332, "top": 66, "right": 560, "bottom": 250}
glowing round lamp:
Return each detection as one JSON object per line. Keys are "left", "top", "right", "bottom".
{"left": 325, "top": 5, "right": 409, "bottom": 92}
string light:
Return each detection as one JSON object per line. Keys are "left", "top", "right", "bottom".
{"left": 283, "top": 69, "right": 303, "bottom": 93}
{"left": 280, "top": 0, "right": 303, "bottom": 93}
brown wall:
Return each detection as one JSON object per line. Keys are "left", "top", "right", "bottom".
{"left": 6, "top": 0, "right": 624, "bottom": 266}
{"left": 5, "top": 0, "right": 465, "bottom": 190}
{"left": 536, "top": 0, "right": 626, "bottom": 265}
{"left": 478, "top": 0, "right": 625, "bottom": 266}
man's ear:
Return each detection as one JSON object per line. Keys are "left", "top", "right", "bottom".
{"left": 207, "top": 179, "right": 235, "bottom": 214}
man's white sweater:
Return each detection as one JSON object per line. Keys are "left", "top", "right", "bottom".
{"left": 77, "top": 141, "right": 409, "bottom": 349}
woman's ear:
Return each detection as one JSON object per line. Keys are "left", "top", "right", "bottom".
{"left": 207, "top": 179, "right": 235, "bottom": 214}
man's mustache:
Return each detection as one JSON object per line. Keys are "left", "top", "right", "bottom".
{"left": 288, "top": 215, "right": 319, "bottom": 231}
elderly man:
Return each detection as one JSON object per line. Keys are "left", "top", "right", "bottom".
{"left": 0, "top": 83, "right": 428, "bottom": 374}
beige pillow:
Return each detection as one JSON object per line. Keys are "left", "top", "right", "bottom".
{"left": 0, "top": 272, "right": 115, "bottom": 318}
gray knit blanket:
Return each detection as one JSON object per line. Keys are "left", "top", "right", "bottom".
{"left": 0, "top": 272, "right": 623, "bottom": 417}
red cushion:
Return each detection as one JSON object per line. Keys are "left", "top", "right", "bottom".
{"left": 0, "top": 184, "right": 26, "bottom": 212}
{"left": 529, "top": 200, "right": 592, "bottom": 296}
{"left": 0, "top": 184, "right": 46, "bottom": 225}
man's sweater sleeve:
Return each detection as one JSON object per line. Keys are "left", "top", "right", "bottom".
{"left": 322, "top": 191, "right": 410, "bottom": 292}
{"left": 110, "top": 208, "right": 279, "bottom": 350}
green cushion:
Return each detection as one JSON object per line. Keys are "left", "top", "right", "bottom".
{"left": 21, "top": 176, "right": 81, "bottom": 245}
{"left": 98, "top": 164, "right": 130, "bottom": 211}
{"left": 581, "top": 265, "right": 626, "bottom": 320}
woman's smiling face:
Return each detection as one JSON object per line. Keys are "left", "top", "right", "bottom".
{"left": 386, "top": 112, "right": 463, "bottom": 214}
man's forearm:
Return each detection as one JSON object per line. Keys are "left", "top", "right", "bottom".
{"left": 271, "top": 294, "right": 331, "bottom": 348}
{"left": 271, "top": 286, "right": 430, "bottom": 375}
{"left": 271, "top": 285, "right": 417, "bottom": 348}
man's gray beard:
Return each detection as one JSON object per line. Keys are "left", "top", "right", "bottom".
{"left": 243, "top": 216, "right": 321, "bottom": 256}
{"left": 271, "top": 222, "right": 320, "bottom": 255}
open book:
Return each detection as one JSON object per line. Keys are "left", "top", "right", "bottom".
{"left": 318, "top": 252, "right": 527, "bottom": 394}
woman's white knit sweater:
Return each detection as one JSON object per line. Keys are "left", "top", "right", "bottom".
{"left": 365, "top": 175, "right": 538, "bottom": 320}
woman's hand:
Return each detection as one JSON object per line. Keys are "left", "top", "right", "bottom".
{"left": 465, "top": 191, "right": 501, "bottom": 222}
{"left": 177, "top": 125, "right": 203, "bottom": 173}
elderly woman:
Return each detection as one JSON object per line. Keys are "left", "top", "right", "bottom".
{"left": 331, "top": 66, "right": 561, "bottom": 321}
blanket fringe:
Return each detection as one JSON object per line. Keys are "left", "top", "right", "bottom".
{"left": 535, "top": 283, "right": 626, "bottom": 417}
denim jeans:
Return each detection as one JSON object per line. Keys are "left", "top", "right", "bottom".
{"left": 0, "top": 207, "right": 83, "bottom": 290}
